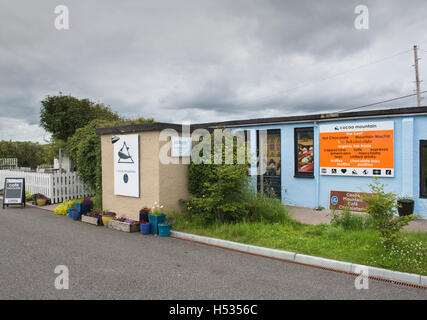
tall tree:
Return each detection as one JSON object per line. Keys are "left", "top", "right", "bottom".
{"left": 40, "top": 93, "right": 120, "bottom": 141}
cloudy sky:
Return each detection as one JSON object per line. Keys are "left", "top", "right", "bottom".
{"left": 1, "top": 0, "right": 427, "bottom": 143}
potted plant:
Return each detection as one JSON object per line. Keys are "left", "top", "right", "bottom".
{"left": 71, "top": 209, "right": 81, "bottom": 221}
{"left": 148, "top": 202, "right": 166, "bottom": 235}
{"left": 74, "top": 199, "right": 83, "bottom": 213}
{"left": 397, "top": 196, "right": 414, "bottom": 216}
{"left": 101, "top": 211, "right": 116, "bottom": 227}
{"left": 109, "top": 216, "right": 140, "bottom": 232}
{"left": 139, "top": 207, "right": 151, "bottom": 224}
{"left": 81, "top": 198, "right": 93, "bottom": 215}
{"left": 140, "top": 221, "right": 150, "bottom": 235}
{"left": 33, "top": 194, "right": 48, "bottom": 206}
{"left": 82, "top": 211, "right": 101, "bottom": 226}
{"left": 158, "top": 223, "right": 170, "bottom": 237}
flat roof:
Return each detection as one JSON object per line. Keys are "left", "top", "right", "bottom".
{"left": 97, "top": 106, "right": 427, "bottom": 135}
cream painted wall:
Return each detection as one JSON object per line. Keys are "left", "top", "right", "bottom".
{"left": 101, "top": 131, "right": 189, "bottom": 220}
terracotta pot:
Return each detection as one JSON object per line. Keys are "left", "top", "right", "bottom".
{"left": 102, "top": 215, "right": 114, "bottom": 228}
{"left": 36, "top": 198, "right": 47, "bottom": 206}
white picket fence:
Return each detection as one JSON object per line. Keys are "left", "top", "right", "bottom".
{"left": 0, "top": 170, "right": 94, "bottom": 203}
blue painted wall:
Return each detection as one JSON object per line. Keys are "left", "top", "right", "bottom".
{"left": 234, "top": 114, "right": 427, "bottom": 219}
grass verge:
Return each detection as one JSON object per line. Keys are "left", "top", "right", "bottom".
{"left": 168, "top": 210, "right": 427, "bottom": 276}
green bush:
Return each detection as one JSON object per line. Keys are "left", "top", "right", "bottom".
{"left": 363, "top": 178, "right": 416, "bottom": 245}
{"left": 246, "top": 191, "right": 292, "bottom": 224}
{"left": 330, "top": 206, "right": 372, "bottom": 231}
{"left": 186, "top": 131, "right": 250, "bottom": 224}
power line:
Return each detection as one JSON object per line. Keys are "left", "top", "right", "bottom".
{"left": 338, "top": 91, "right": 427, "bottom": 113}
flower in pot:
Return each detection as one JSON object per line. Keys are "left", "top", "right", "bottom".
{"left": 397, "top": 196, "right": 414, "bottom": 216}
{"left": 148, "top": 202, "right": 166, "bottom": 235}
{"left": 139, "top": 207, "right": 151, "bottom": 223}
{"left": 139, "top": 221, "right": 150, "bottom": 235}
{"left": 33, "top": 194, "right": 48, "bottom": 206}
{"left": 81, "top": 198, "right": 93, "bottom": 215}
{"left": 101, "top": 211, "right": 116, "bottom": 227}
{"left": 87, "top": 211, "right": 102, "bottom": 224}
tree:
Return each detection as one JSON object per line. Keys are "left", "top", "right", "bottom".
{"left": 40, "top": 93, "right": 120, "bottom": 141}
{"left": 66, "top": 117, "right": 154, "bottom": 209}
{"left": 0, "top": 140, "right": 52, "bottom": 168}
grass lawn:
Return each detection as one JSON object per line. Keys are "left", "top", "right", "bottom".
{"left": 169, "top": 212, "right": 427, "bottom": 276}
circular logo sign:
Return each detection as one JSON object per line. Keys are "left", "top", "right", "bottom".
{"left": 331, "top": 196, "right": 338, "bottom": 205}
{"left": 123, "top": 173, "right": 129, "bottom": 184}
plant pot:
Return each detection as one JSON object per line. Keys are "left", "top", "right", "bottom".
{"left": 36, "top": 198, "right": 47, "bottom": 206}
{"left": 71, "top": 210, "right": 81, "bottom": 221}
{"left": 148, "top": 214, "right": 166, "bottom": 234}
{"left": 140, "top": 223, "right": 150, "bottom": 235}
{"left": 68, "top": 207, "right": 75, "bottom": 218}
{"left": 81, "top": 215, "right": 99, "bottom": 226}
{"left": 109, "top": 219, "right": 140, "bottom": 232}
{"left": 158, "top": 224, "right": 170, "bottom": 237}
{"left": 74, "top": 203, "right": 82, "bottom": 213}
{"left": 102, "top": 215, "right": 114, "bottom": 228}
{"left": 397, "top": 200, "right": 414, "bottom": 216}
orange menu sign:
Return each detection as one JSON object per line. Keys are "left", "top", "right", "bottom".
{"left": 319, "top": 121, "right": 394, "bottom": 177}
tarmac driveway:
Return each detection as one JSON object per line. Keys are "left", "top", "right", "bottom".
{"left": 0, "top": 206, "right": 425, "bottom": 300}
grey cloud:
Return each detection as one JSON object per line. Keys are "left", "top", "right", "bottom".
{"left": 0, "top": 0, "right": 427, "bottom": 141}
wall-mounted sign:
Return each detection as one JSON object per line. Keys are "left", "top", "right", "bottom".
{"left": 171, "top": 136, "right": 192, "bottom": 157}
{"left": 114, "top": 135, "right": 139, "bottom": 197}
{"left": 330, "top": 190, "right": 370, "bottom": 212}
{"left": 320, "top": 121, "right": 394, "bottom": 177}
{"left": 3, "top": 178, "right": 25, "bottom": 208}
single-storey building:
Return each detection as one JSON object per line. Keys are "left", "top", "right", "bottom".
{"left": 97, "top": 106, "right": 427, "bottom": 220}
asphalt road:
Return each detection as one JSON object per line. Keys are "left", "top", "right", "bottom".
{"left": 0, "top": 206, "right": 425, "bottom": 300}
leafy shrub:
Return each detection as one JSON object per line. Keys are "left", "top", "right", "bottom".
{"left": 246, "top": 191, "right": 291, "bottom": 224}
{"left": 25, "top": 191, "right": 32, "bottom": 201}
{"left": 54, "top": 200, "right": 77, "bottom": 215}
{"left": 362, "top": 178, "right": 416, "bottom": 245}
{"left": 186, "top": 131, "right": 250, "bottom": 224}
{"left": 330, "top": 206, "right": 372, "bottom": 231}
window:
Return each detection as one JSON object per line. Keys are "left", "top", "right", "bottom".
{"left": 295, "top": 127, "right": 314, "bottom": 178}
{"left": 421, "top": 140, "right": 427, "bottom": 198}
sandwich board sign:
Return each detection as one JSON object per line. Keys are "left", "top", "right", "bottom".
{"left": 3, "top": 178, "right": 26, "bottom": 209}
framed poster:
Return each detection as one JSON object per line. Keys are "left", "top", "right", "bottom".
{"left": 3, "top": 178, "right": 25, "bottom": 208}
{"left": 294, "top": 127, "right": 314, "bottom": 177}
{"left": 114, "top": 134, "right": 139, "bottom": 197}
{"left": 320, "top": 121, "right": 394, "bottom": 177}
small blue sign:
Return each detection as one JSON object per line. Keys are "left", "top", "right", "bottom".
{"left": 331, "top": 196, "right": 338, "bottom": 205}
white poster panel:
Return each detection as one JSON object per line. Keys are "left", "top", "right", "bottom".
{"left": 114, "top": 135, "right": 139, "bottom": 197}
{"left": 171, "top": 136, "right": 192, "bottom": 157}
{"left": 319, "top": 121, "right": 394, "bottom": 177}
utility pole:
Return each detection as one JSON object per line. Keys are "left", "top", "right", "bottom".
{"left": 413, "top": 45, "right": 421, "bottom": 107}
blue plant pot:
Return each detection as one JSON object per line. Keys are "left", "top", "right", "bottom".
{"left": 74, "top": 203, "right": 82, "bottom": 213}
{"left": 140, "top": 223, "right": 150, "bottom": 235}
{"left": 71, "top": 210, "right": 81, "bottom": 221}
{"left": 158, "top": 224, "right": 170, "bottom": 237}
{"left": 68, "top": 208, "right": 75, "bottom": 218}
{"left": 148, "top": 214, "right": 166, "bottom": 234}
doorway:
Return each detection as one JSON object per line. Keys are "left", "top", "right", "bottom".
{"left": 257, "top": 129, "right": 281, "bottom": 199}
